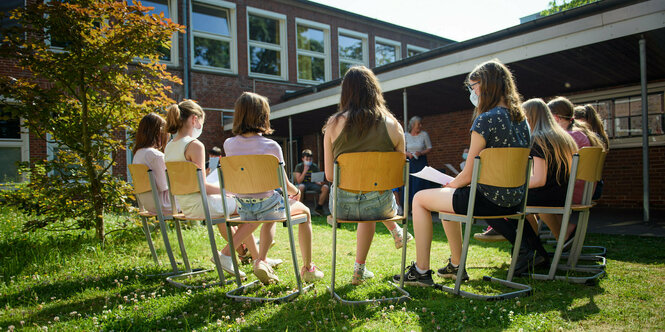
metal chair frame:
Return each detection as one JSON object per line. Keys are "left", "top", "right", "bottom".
{"left": 438, "top": 148, "right": 533, "bottom": 301}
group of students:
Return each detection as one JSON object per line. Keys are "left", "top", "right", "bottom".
{"left": 132, "top": 59, "right": 608, "bottom": 289}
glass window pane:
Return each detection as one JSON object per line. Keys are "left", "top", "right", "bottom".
{"left": 648, "top": 93, "right": 663, "bottom": 115}
{"left": 297, "top": 25, "right": 324, "bottom": 53}
{"left": 129, "top": 0, "right": 169, "bottom": 18}
{"left": 339, "top": 35, "right": 362, "bottom": 61}
{"left": 375, "top": 42, "right": 397, "bottom": 66}
{"left": 192, "top": 4, "right": 229, "bottom": 36}
{"left": 0, "top": 147, "right": 21, "bottom": 182}
{"left": 629, "top": 97, "right": 642, "bottom": 116}
{"left": 339, "top": 61, "right": 354, "bottom": 77}
{"left": 614, "top": 117, "right": 629, "bottom": 137}
{"left": 630, "top": 116, "right": 643, "bottom": 136}
{"left": 615, "top": 98, "right": 629, "bottom": 117}
{"left": 298, "top": 55, "right": 324, "bottom": 82}
{"left": 249, "top": 15, "right": 280, "bottom": 44}
{"left": 193, "top": 36, "right": 230, "bottom": 68}
{"left": 649, "top": 114, "right": 664, "bottom": 135}
{"left": 0, "top": 111, "right": 20, "bottom": 139}
{"left": 595, "top": 101, "right": 613, "bottom": 137}
{"left": 250, "top": 46, "right": 280, "bottom": 76}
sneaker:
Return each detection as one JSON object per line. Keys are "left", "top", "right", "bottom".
{"left": 473, "top": 226, "right": 507, "bottom": 242}
{"left": 210, "top": 251, "right": 246, "bottom": 278}
{"left": 392, "top": 262, "right": 434, "bottom": 287}
{"left": 514, "top": 250, "right": 548, "bottom": 276}
{"left": 253, "top": 260, "right": 279, "bottom": 285}
{"left": 238, "top": 252, "right": 252, "bottom": 265}
{"left": 436, "top": 258, "right": 469, "bottom": 281}
{"left": 351, "top": 265, "right": 374, "bottom": 285}
{"left": 301, "top": 264, "right": 324, "bottom": 283}
{"left": 265, "top": 257, "right": 283, "bottom": 268}
{"left": 391, "top": 225, "right": 414, "bottom": 249}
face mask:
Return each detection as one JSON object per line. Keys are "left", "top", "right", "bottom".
{"left": 469, "top": 91, "right": 479, "bottom": 107}
{"left": 462, "top": 153, "right": 468, "bottom": 159}
{"left": 191, "top": 123, "right": 203, "bottom": 139}
{"left": 304, "top": 161, "right": 312, "bottom": 166}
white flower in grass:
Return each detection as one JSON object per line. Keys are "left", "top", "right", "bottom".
{"left": 53, "top": 317, "right": 59, "bottom": 322}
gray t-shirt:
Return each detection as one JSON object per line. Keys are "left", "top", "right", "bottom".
{"left": 405, "top": 131, "right": 432, "bottom": 153}
{"left": 471, "top": 106, "right": 531, "bottom": 207}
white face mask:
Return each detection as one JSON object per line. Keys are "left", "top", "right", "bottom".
{"left": 469, "top": 91, "right": 479, "bottom": 107}
{"left": 191, "top": 122, "right": 203, "bottom": 139}
{"left": 304, "top": 161, "right": 312, "bottom": 166}
{"left": 462, "top": 153, "right": 468, "bottom": 159}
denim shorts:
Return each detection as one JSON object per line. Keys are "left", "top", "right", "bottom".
{"left": 329, "top": 186, "right": 398, "bottom": 221}
{"left": 236, "top": 191, "right": 286, "bottom": 221}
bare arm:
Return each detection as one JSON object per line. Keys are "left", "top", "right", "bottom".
{"left": 184, "top": 140, "right": 221, "bottom": 195}
{"left": 323, "top": 119, "right": 336, "bottom": 182}
{"left": 446, "top": 131, "right": 486, "bottom": 188}
{"left": 529, "top": 156, "right": 547, "bottom": 188}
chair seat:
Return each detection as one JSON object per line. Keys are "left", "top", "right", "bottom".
{"left": 526, "top": 203, "right": 596, "bottom": 214}
{"left": 439, "top": 212, "right": 525, "bottom": 222}
{"left": 332, "top": 215, "right": 406, "bottom": 224}
{"left": 138, "top": 210, "right": 157, "bottom": 217}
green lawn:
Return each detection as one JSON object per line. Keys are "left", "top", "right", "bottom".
{"left": 0, "top": 206, "right": 663, "bottom": 331}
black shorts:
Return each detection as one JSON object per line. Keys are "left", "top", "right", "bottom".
{"left": 452, "top": 186, "right": 521, "bottom": 216}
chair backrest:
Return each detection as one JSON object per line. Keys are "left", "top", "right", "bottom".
{"left": 575, "top": 147, "right": 603, "bottom": 182}
{"left": 477, "top": 148, "right": 531, "bottom": 187}
{"left": 336, "top": 151, "right": 405, "bottom": 191}
{"left": 595, "top": 150, "right": 607, "bottom": 182}
{"left": 128, "top": 164, "right": 151, "bottom": 194}
{"left": 220, "top": 154, "right": 281, "bottom": 194}
{"left": 165, "top": 161, "right": 201, "bottom": 195}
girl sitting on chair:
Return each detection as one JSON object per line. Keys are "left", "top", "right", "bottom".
{"left": 323, "top": 66, "right": 406, "bottom": 285}
{"left": 224, "top": 92, "right": 324, "bottom": 285}
{"left": 164, "top": 100, "right": 274, "bottom": 280}
{"left": 395, "top": 59, "right": 531, "bottom": 286}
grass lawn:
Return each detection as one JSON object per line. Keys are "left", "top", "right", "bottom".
{"left": 0, "top": 206, "right": 664, "bottom": 331}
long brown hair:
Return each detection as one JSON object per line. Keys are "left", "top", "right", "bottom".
{"left": 325, "top": 66, "right": 394, "bottom": 136}
{"left": 165, "top": 100, "right": 205, "bottom": 134}
{"left": 548, "top": 96, "right": 604, "bottom": 149}
{"left": 523, "top": 99, "right": 578, "bottom": 184}
{"left": 466, "top": 59, "right": 524, "bottom": 123}
{"left": 232, "top": 92, "right": 274, "bottom": 135}
{"left": 574, "top": 104, "right": 609, "bottom": 149}
{"left": 133, "top": 113, "right": 168, "bottom": 154}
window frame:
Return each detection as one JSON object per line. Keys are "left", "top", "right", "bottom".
{"left": 294, "top": 18, "right": 330, "bottom": 84}
{"left": 246, "top": 6, "right": 288, "bottom": 81}
{"left": 0, "top": 100, "right": 29, "bottom": 185}
{"left": 189, "top": 0, "right": 237, "bottom": 74}
{"left": 337, "top": 28, "right": 368, "bottom": 77}
{"left": 406, "top": 44, "right": 429, "bottom": 57}
{"left": 568, "top": 82, "right": 665, "bottom": 149}
{"left": 374, "top": 36, "right": 401, "bottom": 67}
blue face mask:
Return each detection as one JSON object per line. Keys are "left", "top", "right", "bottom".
{"left": 462, "top": 153, "right": 468, "bottom": 159}
{"left": 304, "top": 161, "right": 312, "bottom": 166}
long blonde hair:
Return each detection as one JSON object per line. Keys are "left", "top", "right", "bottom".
{"left": 523, "top": 98, "right": 578, "bottom": 184}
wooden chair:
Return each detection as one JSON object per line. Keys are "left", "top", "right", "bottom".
{"left": 164, "top": 161, "right": 230, "bottom": 289}
{"left": 218, "top": 154, "right": 312, "bottom": 302}
{"left": 438, "top": 147, "right": 533, "bottom": 301}
{"left": 127, "top": 164, "right": 180, "bottom": 276}
{"left": 525, "top": 147, "right": 605, "bottom": 284}
{"left": 329, "top": 151, "right": 411, "bottom": 305}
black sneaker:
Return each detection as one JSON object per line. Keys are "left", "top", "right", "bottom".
{"left": 315, "top": 205, "right": 325, "bottom": 216}
{"left": 436, "top": 258, "right": 470, "bottom": 281}
{"left": 393, "top": 262, "right": 434, "bottom": 287}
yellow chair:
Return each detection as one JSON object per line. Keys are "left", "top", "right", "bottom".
{"left": 526, "top": 147, "right": 605, "bottom": 284}
{"left": 329, "top": 151, "right": 410, "bottom": 305}
{"left": 217, "top": 154, "right": 312, "bottom": 302}
{"left": 164, "top": 161, "right": 230, "bottom": 289}
{"left": 127, "top": 164, "right": 179, "bottom": 275}
{"left": 438, "top": 147, "right": 533, "bottom": 300}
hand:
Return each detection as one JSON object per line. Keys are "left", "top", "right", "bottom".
{"left": 406, "top": 152, "right": 413, "bottom": 159}
{"left": 414, "top": 151, "right": 420, "bottom": 157}
{"left": 303, "top": 164, "right": 310, "bottom": 172}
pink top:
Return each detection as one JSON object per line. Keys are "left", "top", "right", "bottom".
{"left": 568, "top": 130, "right": 590, "bottom": 204}
{"left": 224, "top": 134, "right": 285, "bottom": 198}
{"left": 132, "top": 147, "right": 172, "bottom": 214}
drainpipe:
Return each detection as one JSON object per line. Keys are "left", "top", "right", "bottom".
{"left": 402, "top": 89, "right": 408, "bottom": 131}
{"left": 182, "top": 0, "right": 190, "bottom": 99}
{"left": 639, "top": 36, "right": 650, "bottom": 223}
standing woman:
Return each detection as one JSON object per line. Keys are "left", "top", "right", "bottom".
{"left": 405, "top": 116, "right": 432, "bottom": 207}
{"left": 394, "top": 60, "right": 531, "bottom": 286}
{"left": 132, "top": 113, "right": 172, "bottom": 214}
{"left": 323, "top": 66, "right": 405, "bottom": 285}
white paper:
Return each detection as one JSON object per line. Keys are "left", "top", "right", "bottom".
{"left": 207, "top": 168, "right": 219, "bottom": 184}
{"left": 410, "top": 166, "right": 454, "bottom": 186}
{"left": 310, "top": 171, "right": 325, "bottom": 183}
{"left": 208, "top": 156, "right": 219, "bottom": 171}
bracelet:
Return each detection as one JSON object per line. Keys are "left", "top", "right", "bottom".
{"left": 294, "top": 188, "right": 300, "bottom": 196}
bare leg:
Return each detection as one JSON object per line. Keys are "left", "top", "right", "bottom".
{"left": 356, "top": 222, "right": 376, "bottom": 264}
{"left": 298, "top": 184, "right": 306, "bottom": 202}
{"left": 289, "top": 199, "right": 313, "bottom": 268}
{"left": 383, "top": 221, "right": 397, "bottom": 231}
{"left": 526, "top": 214, "right": 539, "bottom": 234}
{"left": 258, "top": 222, "right": 276, "bottom": 262}
{"left": 411, "top": 187, "right": 456, "bottom": 270}
{"left": 318, "top": 185, "right": 329, "bottom": 207}
{"left": 217, "top": 224, "right": 260, "bottom": 257}
{"left": 539, "top": 213, "right": 563, "bottom": 239}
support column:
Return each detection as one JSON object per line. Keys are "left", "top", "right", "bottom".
{"left": 402, "top": 89, "right": 408, "bottom": 131}
{"left": 289, "top": 116, "right": 294, "bottom": 178}
{"left": 639, "top": 37, "right": 650, "bottom": 223}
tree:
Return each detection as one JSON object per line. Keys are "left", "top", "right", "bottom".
{"left": 0, "top": 0, "right": 184, "bottom": 241}
{"left": 541, "top": 0, "right": 601, "bottom": 16}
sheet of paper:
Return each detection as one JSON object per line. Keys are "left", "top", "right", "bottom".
{"left": 208, "top": 157, "right": 219, "bottom": 171}
{"left": 310, "top": 171, "right": 325, "bottom": 183}
{"left": 410, "top": 166, "right": 454, "bottom": 186}
{"left": 207, "top": 168, "right": 219, "bottom": 184}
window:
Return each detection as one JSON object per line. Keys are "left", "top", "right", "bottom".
{"left": 338, "top": 28, "right": 367, "bottom": 76}
{"left": 0, "top": 0, "right": 24, "bottom": 42}
{"left": 0, "top": 107, "right": 29, "bottom": 184}
{"left": 191, "top": 0, "right": 236, "bottom": 73}
{"left": 407, "top": 44, "right": 429, "bottom": 57}
{"left": 295, "top": 18, "right": 330, "bottom": 84}
{"left": 588, "top": 93, "right": 664, "bottom": 139}
{"left": 374, "top": 37, "right": 400, "bottom": 66}
{"left": 247, "top": 7, "right": 287, "bottom": 80}
{"left": 129, "top": 0, "right": 178, "bottom": 65}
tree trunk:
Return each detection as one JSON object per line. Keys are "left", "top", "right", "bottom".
{"left": 80, "top": 84, "right": 105, "bottom": 242}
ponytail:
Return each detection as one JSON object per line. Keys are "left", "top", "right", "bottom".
{"left": 165, "top": 100, "right": 205, "bottom": 134}
{"left": 165, "top": 103, "right": 182, "bottom": 134}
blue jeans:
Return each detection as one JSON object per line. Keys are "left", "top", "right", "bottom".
{"left": 329, "top": 186, "right": 397, "bottom": 220}
{"left": 236, "top": 192, "right": 285, "bottom": 221}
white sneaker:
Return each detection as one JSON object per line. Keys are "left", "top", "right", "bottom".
{"left": 210, "top": 251, "right": 246, "bottom": 278}
{"left": 265, "top": 257, "right": 283, "bottom": 268}
{"left": 352, "top": 266, "right": 374, "bottom": 285}
{"left": 254, "top": 260, "right": 279, "bottom": 285}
